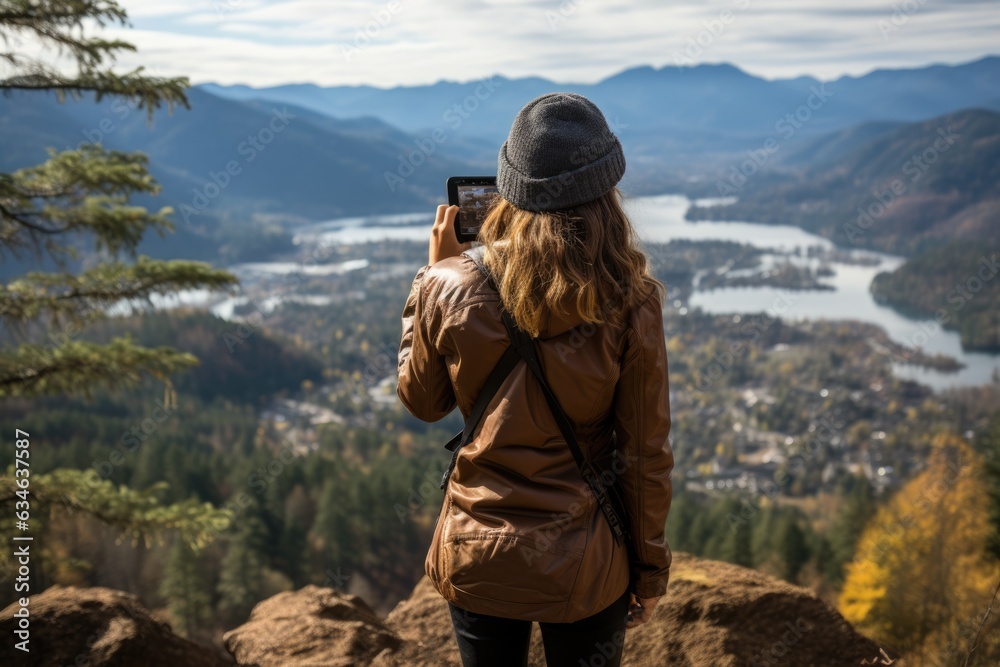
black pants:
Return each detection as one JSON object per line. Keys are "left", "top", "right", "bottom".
{"left": 448, "top": 588, "right": 631, "bottom": 667}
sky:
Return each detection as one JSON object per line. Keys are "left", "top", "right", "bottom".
{"left": 94, "top": 0, "right": 1000, "bottom": 87}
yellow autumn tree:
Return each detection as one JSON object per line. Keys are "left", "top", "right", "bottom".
{"left": 839, "top": 434, "right": 1000, "bottom": 665}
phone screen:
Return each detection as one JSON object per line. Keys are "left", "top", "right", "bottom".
{"left": 456, "top": 184, "right": 499, "bottom": 238}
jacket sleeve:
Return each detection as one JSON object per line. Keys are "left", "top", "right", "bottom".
{"left": 613, "top": 290, "right": 674, "bottom": 599}
{"left": 397, "top": 264, "right": 458, "bottom": 422}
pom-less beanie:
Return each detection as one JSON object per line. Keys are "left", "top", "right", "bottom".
{"left": 497, "top": 92, "right": 626, "bottom": 211}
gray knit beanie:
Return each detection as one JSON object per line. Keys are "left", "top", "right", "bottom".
{"left": 497, "top": 92, "right": 625, "bottom": 212}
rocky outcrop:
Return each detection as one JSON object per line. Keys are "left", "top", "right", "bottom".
{"left": 223, "top": 585, "right": 401, "bottom": 667}
{"left": 226, "top": 552, "right": 894, "bottom": 666}
{"left": 608, "top": 553, "right": 892, "bottom": 666}
{"left": 1, "top": 554, "right": 895, "bottom": 666}
{"left": 0, "top": 585, "right": 230, "bottom": 667}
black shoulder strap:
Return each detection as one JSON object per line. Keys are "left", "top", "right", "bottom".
{"left": 440, "top": 251, "right": 631, "bottom": 552}
{"left": 466, "top": 251, "right": 628, "bottom": 547}
{"left": 439, "top": 344, "right": 520, "bottom": 489}
{"left": 439, "top": 248, "right": 522, "bottom": 490}
{"left": 498, "top": 309, "right": 627, "bottom": 546}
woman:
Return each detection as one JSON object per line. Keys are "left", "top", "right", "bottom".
{"left": 397, "top": 93, "right": 673, "bottom": 667}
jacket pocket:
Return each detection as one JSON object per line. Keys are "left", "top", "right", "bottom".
{"left": 444, "top": 530, "right": 584, "bottom": 605}
{"left": 425, "top": 494, "right": 453, "bottom": 597}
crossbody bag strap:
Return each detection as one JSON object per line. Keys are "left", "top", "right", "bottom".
{"left": 439, "top": 249, "right": 523, "bottom": 490}
{"left": 498, "top": 310, "right": 628, "bottom": 546}
{"left": 439, "top": 344, "right": 521, "bottom": 491}
{"left": 457, "top": 249, "right": 630, "bottom": 551}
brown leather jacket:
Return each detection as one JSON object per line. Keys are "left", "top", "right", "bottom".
{"left": 397, "top": 247, "right": 673, "bottom": 623}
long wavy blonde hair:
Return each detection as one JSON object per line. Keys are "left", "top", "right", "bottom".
{"left": 478, "top": 187, "right": 663, "bottom": 338}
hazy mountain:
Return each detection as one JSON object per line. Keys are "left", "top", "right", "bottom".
{"left": 0, "top": 88, "right": 476, "bottom": 224}
{"left": 779, "top": 120, "right": 906, "bottom": 168}
{"left": 3, "top": 56, "right": 998, "bottom": 267}
{"left": 687, "top": 108, "right": 1000, "bottom": 255}
{"left": 202, "top": 56, "right": 1000, "bottom": 160}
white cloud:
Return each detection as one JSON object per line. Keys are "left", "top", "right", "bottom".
{"left": 84, "top": 0, "right": 1000, "bottom": 86}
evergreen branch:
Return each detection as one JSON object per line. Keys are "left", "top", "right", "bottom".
{"left": 0, "top": 66, "right": 190, "bottom": 115}
{"left": 0, "top": 201, "right": 76, "bottom": 236}
{"left": 0, "top": 146, "right": 177, "bottom": 257}
{"left": 0, "top": 337, "right": 200, "bottom": 398}
{"left": 0, "top": 257, "right": 238, "bottom": 323}
{"left": 0, "top": 467, "right": 232, "bottom": 551}
{"left": 0, "top": 1, "right": 130, "bottom": 68}
{"left": 0, "top": 1, "right": 189, "bottom": 116}
{"left": 0, "top": 1, "right": 127, "bottom": 27}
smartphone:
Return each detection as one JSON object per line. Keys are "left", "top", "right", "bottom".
{"left": 447, "top": 176, "right": 498, "bottom": 244}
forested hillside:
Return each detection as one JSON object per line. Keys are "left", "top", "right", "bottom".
{"left": 4, "top": 238, "right": 999, "bottom": 657}
{"left": 871, "top": 242, "right": 1000, "bottom": 351}
{"left": 687, "top": 109, "right": 1000, "bottom": 256}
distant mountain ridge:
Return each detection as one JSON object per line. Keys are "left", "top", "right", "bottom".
{"left": 0, "top": 88, "right": 472, "bottom": 221}
{"left": 201, "top": 56, "right": 1000, "bottom": 166}
{"left": 1, "top": 56, "right": 997, "bottom": 268}
{"left": 201, "top": 57, "right": 1000, "bottom": 136}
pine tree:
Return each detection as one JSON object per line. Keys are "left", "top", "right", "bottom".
{"left": 0, "top": 0, "right": 238, "bottom": 585}
{"left": 711, "top": 496, "right": 754, "bottom": 567}
{"left": 777, "top": 514, "right": 809, "bottom": 583}
{"left": 825, "top": 477, "right": 876, "bottom": 584}
{"left": 0, "top": 468, "right": 232, "bottom": 587}
{"left": 976, "top": 413, "right": 1000, "bottom": 559}
{"left": 730, "top": 513, "right": 754, "bottom": 568}
{"left": 159, "top": 539, "right": 212, "bottom": 638}
{"left": 314, "top": 476, "right": 355, "bottom": 573}
{"left": 217, "top": 515, "right": 269, "bottom": 626}
{"left": 0, "top": 1, "right": 187, "bottom": 111}
{"left": 0, "top": 1, "right": 237, "bottom": 399}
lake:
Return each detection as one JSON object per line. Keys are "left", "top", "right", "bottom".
{"left": 624, "top": 196, "right": 999, "bottom": 390}
{"left": 205, "top": 194, "right": 1000, "bottom": 391}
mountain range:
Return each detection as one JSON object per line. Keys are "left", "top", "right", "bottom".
{"left": 202, "top": 56, "right": 1000, "bottom": 154}
{"left": 2, "top": 56, "right": 998, "bottom": 265}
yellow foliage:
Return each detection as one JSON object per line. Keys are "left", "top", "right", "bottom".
{"left": 838, "top": 434, "right": 1000, "bottom": 660}
{"left": 397, "top": 431, "right": 416, "bottom": 456}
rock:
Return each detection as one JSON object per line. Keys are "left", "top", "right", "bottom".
{"left": 382, "top": 552, "right": 893, "bottom": 666}
{"left": 613, "top": 553, "right": 893, "bottom": 666}
{"left": 382, "top": 576, "right": 463, "bottom": 666}
{"left": 0, "top": 585, "right": 230, "bottom": 667}
{"left": 1, "top": 555, "right": 895, "bottom": 666}
{"left": 223, "top": 584, "right": 401, "bottom": 666}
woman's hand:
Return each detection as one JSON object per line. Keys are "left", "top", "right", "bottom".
{"left": 625, "top": 593, "right": 662, "bottom": 629}
{"left": 429, "top": 205, "right": 472, "bottom": 266}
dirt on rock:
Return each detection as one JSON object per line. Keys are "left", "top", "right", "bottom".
{"left": 611, "top": 553, "right": 893, "bottom": 666}
{"left": 222, "top": 584, "right": 402, "bottom": 666}
{"left": 0, "top": 585, "right": 230, "bottom": 667}
{"left": 1, "top": 553, "right": 895, "bottom": 666}
{"left": 380, "top": 552, "right": 894, "bottom": 667}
